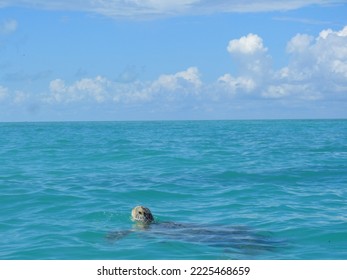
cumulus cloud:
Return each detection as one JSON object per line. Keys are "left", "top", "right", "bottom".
{"left": 44, "top": 67, "right": 202, "bottom": 105}
{"left": 0, "top": 19, "right": 18, "bottom": 34}
{"left": 219, "top": 33, "right": 271, "bottom": 94}
{"left": 218, "top": 25, "right": 347, "bottom": 102}
{"left": 151, "top": 67, "right": 201, "bottom": 92}
{"left": 48, "top": 76, "right": 109, "bottom": 103}
{"left": 3, "top": 25, "right": 347, "bottom": 119}
{"left": 0, "top": 1, "right": 343, "bottom": 19}
{"left": 286, "top": 34, "right": 313, "bottom": 54}
{"left": 227, "top": 33, "right": 267, "bottom": 55}
{"left": 36, "top": 25, "right": 347, "bottom": 109}
{"left": 266, "top": 25, "right": 347, "bottom": 98}
{"left": 261, "top": 84, "right": 321, "bottom": 100}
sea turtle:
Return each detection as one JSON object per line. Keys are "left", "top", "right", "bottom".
{"left": 107, "top": 205, "right": 281, "bottom": 253}
{"left": 131, "top": 205, "right": 154, "bottom": 224}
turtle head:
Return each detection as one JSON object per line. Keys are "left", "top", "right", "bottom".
{"left": 131, "top": 206, "right": 154, "bottom": 224}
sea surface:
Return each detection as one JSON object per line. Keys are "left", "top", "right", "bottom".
{"left": 0, "top": 120, "right": 346, "bottom": 260}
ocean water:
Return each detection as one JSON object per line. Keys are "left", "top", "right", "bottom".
{"left": 0, "top": 120, "right": 346, "bottom": 260}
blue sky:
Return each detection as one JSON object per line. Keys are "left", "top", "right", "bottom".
{"left": 0, "top": 1, "right": 347, "bottom": 121}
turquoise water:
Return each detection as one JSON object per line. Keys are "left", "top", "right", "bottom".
{"left": 0, "top": 120, "right": 346, "bottom": 260}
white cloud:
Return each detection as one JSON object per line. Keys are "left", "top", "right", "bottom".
{"left": 220, "top": 33, "right": 271, "bottom": 94}
{"left": 49, "top": 79, "right": 66, "bottom": 93}
{"left": 217, "top": 25, "right": 347, "bottom": 103}
{"left": 45, "top": 67, "right": 202, "bottom": 105}
{"left": 47, "top": 76, "right": 109, "bottom": 103}
{"left": 286, "top": 34, "right": 313, "bottom": 54}
{"left": 226, "top": 33, "right": 271, "bottom": 77}
{"left": 0, "top": 19, "right": 18, "bottom": 34}
{"left": 262, "top": 84, "right": 322, "bottom": 100}
{"left": 126, "top": 0, "right": 197, "bottom": 12}
{"left": 227, "top": 33, "right": 267, "bottom": 55}
{"left": 319, "top": 26, "right": 347, "bottom": 39}
{"left": 3, "top": 25, "right": 347, "bottom": 120}
{"left": 42, "top": 26, "right": 347, "bottom": 107}
{"left": 151, "top": 67, "right": 201, "bottom": 92}
{"left": 283, "top": 25, "right": 347, "bottom": 82}
{"left": 0, "top": 1, "right": 343, "bottom": 19}
{"left": 261, "top": 25, "right": 347, "bottom": 100}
